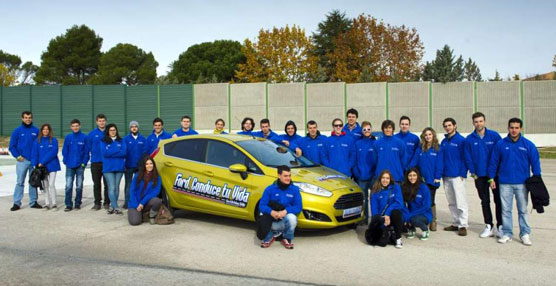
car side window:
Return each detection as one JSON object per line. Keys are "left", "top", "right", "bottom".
{"left": 164, "top": 139, "right": 207, "bottom": 163}
{"left": 206, "top": 140, "right": 262, "bottom": 174}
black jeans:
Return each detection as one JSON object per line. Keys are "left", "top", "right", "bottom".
{"left": 426, "top": 184, "right": 438, "bottom": 207}
{"left": 369, "top": 209, "right": 403, "bottom": 240}
{"left": 475, "top": 176, "right": 502, "bottom": 227}
{"left": 127, "top": 197, "right": 162, "bottom": 226}
{"left": 91, "top": 162, "right": 109, "bottom": 206}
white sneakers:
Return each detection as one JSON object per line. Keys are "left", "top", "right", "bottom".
{"left": 497, "top": 236, "right": 512, "bottom": 244}
{"left": 521, "top": 234, "right": 532, "bottom": 246}
{"left": 395, "top": 238, "right": 403, "bottom": 249}
{"left": 479, "top": 224, "right": 494, "bottom": 238}
{"left": 497, "top": 225, "right": 504, "bottom": 239}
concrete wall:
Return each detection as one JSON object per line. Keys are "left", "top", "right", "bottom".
{"left": 306, "top": 83, "right": 344, "bottom": 132}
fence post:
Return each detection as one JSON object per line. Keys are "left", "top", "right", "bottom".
{"left": 265, "top": 83, "right": 269, "bottom": 119}
{"left": 304, "top": 82, "right": 307, "bottom": 125}
{"left": 228, "top": 83, "right": 231, "bottom": 133}
{"left": 429, "top": 82, "right": 433, "bottom": 127}
{"left": 473, "top": 81, "right": 478, "bottom": 112}
{"left": 520, "top": 80, "right": 525, "bottom": 134}
{"left": 385, "top": 82, "right": 390, "bottom": 119}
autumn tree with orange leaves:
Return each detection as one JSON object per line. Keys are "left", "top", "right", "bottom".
{"left": 235, "top": 25, "right": 318, "bottom": 83}
{"left": 329, "top": 14, "right": 424, "bottom": 83}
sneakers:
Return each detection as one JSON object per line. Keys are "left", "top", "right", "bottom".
{"left": 421, "top": 230, "right": 430, "bottom": 241}
{"left": 114, "top": 209, "right": 123, "bottom": 216}
{"left": 64, "top": 207, "right": 72, "bottom": 212}
{"left": 260, "top": 237, "right": 276, "bottom": 248}
{"left": 103, "top": 204, "right": 110, "bottom": 210}
{"left": 107, "top": 207, "right": 115, "bottom": 214}
{"left": 479, "top": 224, "right": 494, "bottom": 238}
{"left": 280, "top": 239, "right": 294, "bottom": 249}
{"left": 496, "top": 225, "right": 504, "bottom": 239}
{"left": 458, "top": 227, "right": 467, "bottom": 236}
{"left": 395, "top": 238, "right": 403, "bottom": 249}
{"left": 444, "top": 225, "right": 458, "bottom": 231}
{"left": 91, "top": 204, "right": 101, "bottom": 211}
{"left": 10, "top": 204, "right": 21, "bottom": 211}
{"left": 498, "top": 235, "right": 513, "bottom": 244}
{"left": 30, "top": 202, "right": 43, "bottom": 209}
{"left": 521, "top": 234, "right": 532, "bottom": 246}
{"left": 52, "top": 205, "right": 58, "bottom": 211}
{"left": 406, "top": 230, "right": 415, "bottom": 239}
{"left": 43, "top": 205, "right": 51, "bottom": 211}
{"left": 75, "top": 205, "right": 81, "bottom": 210}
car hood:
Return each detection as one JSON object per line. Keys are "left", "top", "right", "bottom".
{"left": 289, "top": 166, "right": 359, "bottom": 191}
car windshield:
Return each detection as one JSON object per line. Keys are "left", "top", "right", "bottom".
{"left": 237, "top": 139, "right": 317, "bottom": 168}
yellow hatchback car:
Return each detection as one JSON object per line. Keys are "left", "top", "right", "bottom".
{"left": 151, "top": 134, "right": 364, "bottom": 229}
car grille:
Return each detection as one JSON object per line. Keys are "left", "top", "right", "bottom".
{"left": 333, "top": 193, "right": 363, "bottom": 209}
{"left": 336, "top": 213, "right": 362, "bottom": 222}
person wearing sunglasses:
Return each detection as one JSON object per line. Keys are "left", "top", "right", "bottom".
{"left": 324, "top": 118, "right": 355, "bottom": 177}
{"left": 354, "top": 121, "right": 377, "bottom": 223}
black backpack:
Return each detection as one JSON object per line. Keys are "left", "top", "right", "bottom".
{"left": 29, "top": 166, "right": 47, "bottom": 190}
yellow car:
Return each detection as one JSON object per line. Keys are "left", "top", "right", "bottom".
{"left": 151, "top": 134, "right": 363, "bottom": 229}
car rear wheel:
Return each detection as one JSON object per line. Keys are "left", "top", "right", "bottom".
{"left": 161, "top": 188, "right": 175, "bottom": 216}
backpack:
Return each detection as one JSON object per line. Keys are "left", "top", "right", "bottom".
{"left": 29, "top": 166, "right": 47, "bottom": 190}
{"left": 155, "top": 204, "right": 174, "bottom": 225}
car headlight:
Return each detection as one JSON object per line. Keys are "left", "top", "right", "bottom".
{"left": 293, "top": 182, "right": 332, "bottom": 197}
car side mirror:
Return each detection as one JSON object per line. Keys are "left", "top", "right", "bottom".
{"left": 229, "top": 164, "right": 248, "bottom": 180}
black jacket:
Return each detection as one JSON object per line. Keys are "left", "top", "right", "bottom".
{"left": 526, "top": 175, "right": 550, "bottom": 213}
{"left": 256, "top": 201, "right": 285, "bottom": 240}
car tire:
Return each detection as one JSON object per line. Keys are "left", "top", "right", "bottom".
{"left": 161, "top": 188, "right": 175, "bottom": 216}
{"left": 254, "top": 201, "right": 262, "bottom": 222}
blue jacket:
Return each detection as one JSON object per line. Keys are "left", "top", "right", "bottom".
{"left": 464, "top": 128, "right": 502, "bottom": 177}
{"left": 342, "top": 122, "right": 362, "bottom": 141}
{"left": 297, "top": 133, "right": 328, "bottom": 165}
{"left": 173, "top": 128, "right": 198, "bottom": 137}
{"left": 440, "top": 132, "right": 468, "bottom": 178}
{"left": 324, "top": 133, "right": 356, "bottom": 177}
{"left": 371, "top": 184, "right": 404, "bottom": 216}
{"left": 252, "top": 130, "right": 280, "bottom": 142}
{"left": 9, "top": 123, "right": 39, "bottom": 160}
{"left": 354, "top": 137, "right": 377, "bottom": 181}
{"left": 410, "top": 147, "right": 443, "bottom": 187}
{"left": 146, "top": 130, "right": 172, "bottom": 154}
{"left": 488, "top": 135, "right": 541, "bottom": 184}
{"left": 277, "top": 133, "right": 302, "bottom": 151}
{"left": 395, "top": 131, "right": 420, "bottom": 169}
{"left": 403, "top": 183, "right": 433, "bottom": 224}
{"left": 259, "top": 181, "right": 302, "bottom": 215}
{"left": 62, "top": 131, "right": 89, "bottom": 168}
{"left": 237, "top": 130, "right": 253, "bottom": 135}
{"left": 31, "top": 137, "right": 61, "bottom": 172}
{"left": 100, "top": 138, "right": 127, "bottom": 173}
{"left": 124, "top": 133, "right": 147, "bottom": 169}
{"left": 374, "top": 135, "right": 406, "bottom": 182}
{"left": 87, "top": 128, "right": 105, "bottom": 163}
{"left": 128, "top": 175, "right": 162, "bottom": 209}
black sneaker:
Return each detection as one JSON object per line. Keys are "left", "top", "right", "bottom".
{"left": 114, "top": 209, "right": 123, "bottom": 215}
{"left": 10, "top": 204, "right": 20, "bottom": 211}
{"left": 64, "top": 207, "right": 73, "bottom": 212}
{"left": 103, "top": 204, "right": 110, "bottom": 210}
{"left": 91, "top": 204, "right": 101, "bottom": 210}
{"left": 75, "top": 205, "right": 81, "bottom": 210}
{"left": 107, "top": 207, "right": 115, "bottom": 214}
{"left": 30, "top": 202, "right": 43, "bottom": 209}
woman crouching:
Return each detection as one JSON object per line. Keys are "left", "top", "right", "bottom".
{"left": 128, "top": 156, "right": 162, "bottom": 225}
{"left": 402, "top": 168, "right": 433, "bottom": 240}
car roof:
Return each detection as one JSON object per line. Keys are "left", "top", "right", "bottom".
{"left": 159, "top": 134, "right": 262, "bottom": 145}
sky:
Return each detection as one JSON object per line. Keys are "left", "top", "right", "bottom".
{"left": 1, "top": 0, "right": 555, "bottom": 80}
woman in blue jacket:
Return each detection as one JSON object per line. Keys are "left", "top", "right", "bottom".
{"left": 101, "top": 123, "right": 127, "bottom": 215}
{"left": 354, "top": 121, "right": 377, "bottom": 223}
{"left": 31, "top": 123, "right": 61, "bottom": 210}
{"left": 214, "top": 118, "right": 228, "bottom": 134}
{"left": 409, "top": 127, "right": 443, "bottom": 231}
{"left": 128, "top": 156, "right": 162, "bottom": 225}
{"left": 367, "top": 170, "right": 405, "bottom": 248}
{"left": 402, "top": 168, "right": 433, "bottom": 241}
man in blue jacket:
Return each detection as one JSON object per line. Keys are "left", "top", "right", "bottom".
{"left": 87, "top": 114, "right": 109, "bottom": 210}
{"left": 62, "top": 119, "right": 89, "bottom": 212}
{"left": 374, "top": 120, "right": 406, "bottom": 183}
{"left": 489, "top": 118, "right": 541, "bottom": 246}
{"left": 146, "top": 117, "right": 172, "bottom": 154}
{"left": 276, "top": 120, "right": 302, "bottom": 156}
{"left": 325, "top": 118, "right": 356, "bottom": 177}
{"left": 464, "top": 112, "right": 503, "bottom": 238}
{"left": 123, "top": 121, "right": 147, "bottom": 209}
{"left": 296, "top": 120, "right": 328, "bottom": 165}
{"left": 172, "top": 115, "right": 198, "bottom": 138}
{"left": 441, "top": 118, "right": 469, "bottom": 236}
{"left": 259, "top": 165, "right": 302, "bottom": 249}
{"left": 395, "top": 116, "right": 420, "bottom": 169}
{"left": 9, "top": 111, "right": 41, "bottom": 211}
{"left": 252, "top": 118, "right": 280, "bottom": 142}
{"left": 342, "top": 108, "right": 362, "bottom": 141}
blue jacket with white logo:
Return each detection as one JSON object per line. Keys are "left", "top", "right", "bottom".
{"left": 100, "top": 138, "right": 127, "bottom": 173}
{"left": 440, "top": 132, "right": 468, "bottom": 178}
{"left": 297, "top": 133, "right": 328, "bottom": 165}
{"left": 146, "top": 130, "right": 172, "bottom": 154}
{"left": 173, "top": 128, "right": 198, "bottom": 137}
{"left": 128, "top": 175, "right": 162, "bottom": 209}
{"left": 277, "top": 133, "right": 302, "bottom": 151}
{"left": 409, "top": 147, "right": 443, "bottom": 187}
{"left": 87, "top": 128, "right": 105, "bottom": 163}
{"left": 124, "top": 133, "right": 147, "bottom": 169}
{"left": 354, "top": 137, "right": 377, "bottom": 181}
{"left": 464, "top": 128, "right": 502, "bottom": 177}
{"left": 371, "top": 184, "right": 404, "bottom": 217}
{"left": 62, "top": 131, "right": 89, "bottom": 168}
{"left": 403, "top": 183, "right": 433, "bottom": 223}
{"left": 374, "top": 135, "right": 406, "bottom": 182}
{"left": 259, "top": 181, "right": 302, "bottom": 215}
{"left": 9, "top": 123, "right": 39, "bottom": 160}
{"left": 324, "top": 132, "right": 356, "bottom": 177}
{"left": 395, "top": 131, "right": 420, "bottom": 169}
{"left": 342, "top": 122, "right": 362, "bottom": 141}
{"left": 31, "top": 137, "right": 61, "bottom": 172}
{"left": 488, "top": 135, "right": 541, "bottom": 184}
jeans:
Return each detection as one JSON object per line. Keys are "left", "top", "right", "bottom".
{"left": 500, "top": 184, "right": 530, "bottom": 238}
{"left": 410, "top": 214, "right": 429, "bottom": 231}
{"left": 357, "top": 179, "right": 372, "bottom": 221}
{"left": 91, "top": 162, "right": 109, "bottom": 206}
{"left": 474, "top": 176, "right": 502, "bottom": 227}
{"left": 263, "top": 213, "right": 298, "bottom": 242}
{"left": 65, "top": 166, "right": 85, "bottom": 208}
{"left": 127, "top": 197, "right": 162, "bottom": 226}
{"left": 124, "top": 167, "right": 138, "bottom": 206}
{"left": 104, "top": 172, "right": 124, "bottom": 209}
{"left": 13, "top": 159, "right": 38, "bottom": 206}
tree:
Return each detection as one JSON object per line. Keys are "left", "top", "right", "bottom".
{"left": 90, "top": 43, "right": 158, "bottom": 85}
{"left": 235, "top": 25, "right": 318, "bottom": 83}
{"left": 464, "top": 58, "right": 482, "bottom": 82}
{"left": 169, "top": 40, "right": 245, "bottom": 84}
{"left": 312, "top": 10, "right": 353, "bottom": 82}
{"left": 0, "top": 50, "right": 38, "bottom": 84}
{"left": 512, "top": 74, "right": 520, "bottom": 81}
{"left": 0, "top": 63, "right": 16, "bottom": 86}
{"left": 0, "top": 50, "right": 22, "bottom": 72}
{"left": 35, "top": 25, "right": 103, "bottom": 85}
{"left": 553, "top": 54, "right": 556, "bottom": 69}
{"left": 422, "top": 45, "right": 464, "bottom": 83}
{"left": 489, "top": 70, "right": 502, "bottom": 81}
{"left": 328, "top": 14, "right": 424, "bottom": 83}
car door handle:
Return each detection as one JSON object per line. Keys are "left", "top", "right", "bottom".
{"left": 203, "top": 171, "right": 214, "bottom": 177}
{"left": 164, "top": 162, "right": 174, "bottom": 167}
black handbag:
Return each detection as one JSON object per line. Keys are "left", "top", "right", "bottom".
{"left": 29, "top": 166, "right": 47, "bottom": 190}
